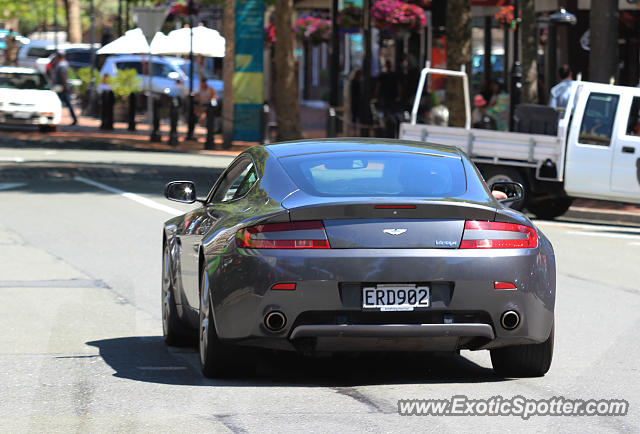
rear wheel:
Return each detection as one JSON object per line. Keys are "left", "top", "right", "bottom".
{"left": 162, "top": 243, "right": 193, "bottom": 346}
{"left": 481, "top": 166, "right": 525, "bottom": 210}
{"left": 199, "top": 267, "right": 235, "bottom": 378}
{"left": 526, "top": 197, "right": 573, "bottom": 220}
{"left": 39, "top": 125, "right": 57, "bottom": 133}
{"left": 490, "top": 324, "right": 554, "bottom": 378}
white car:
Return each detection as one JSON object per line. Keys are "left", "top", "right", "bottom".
{"left": 0, "top": 66, "right": 62, "bottom": 131}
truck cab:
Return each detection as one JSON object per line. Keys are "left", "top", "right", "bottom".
{"left": 565, "top": 82, "right": 640, "bottom": 203}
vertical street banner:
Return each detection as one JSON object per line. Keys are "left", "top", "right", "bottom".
{"left": 234, "top": 0, "right": 265, "bottom": 142}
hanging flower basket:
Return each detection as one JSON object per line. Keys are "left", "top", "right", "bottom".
{"left": 264, "top": 22, "right": 276, "bottom": 45}
{"left": 371, "top": 0, "right": 426, "bottom": 33}
{"left": 495, "top": 6, "right": 515, "bottom": 29}
{"left": 295, "top": 15, "right": 332, "bottom": 45}
{"left": 167, "top": 1, "right": 199, "bottom": 21}
{"left": 338, "top": 6, "right": 362, "bottom": 33}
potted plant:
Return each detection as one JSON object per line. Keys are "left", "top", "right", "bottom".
{"left": 107, "top": 68, "right": 142, "bottom": 122}
{"left": 338, "top": 6, "right": 362, "bottom": 33}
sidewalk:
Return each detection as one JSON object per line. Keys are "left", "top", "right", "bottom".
{"left": 1, "top": 104, "right": 639, "bottom": 226}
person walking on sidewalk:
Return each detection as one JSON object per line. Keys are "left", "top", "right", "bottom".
{"left": 549, "top": 65, "right": 574, "bottom": 111}
{"left": 52, "top": 52, "right": 78, "bottom": 126}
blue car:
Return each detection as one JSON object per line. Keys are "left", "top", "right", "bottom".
{"left": 99, "top": 54, "right": 223, "bottom": 99}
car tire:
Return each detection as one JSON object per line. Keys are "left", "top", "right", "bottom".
{"left": 199, "top": 267, "right": 235, "bottom": 378}
{"left": 39, "top": 125, "right": 57, "bottom": 133}
{"left": 490, "top": 324, "right": 554, "bottom": 378}
{"left": 162, "top": 243, "right": 193, "bottom": 347}
{"left": 481, "top": 166, "right": 525, "bottom": 210}
{"left": 526, "top": 197, "right": 573, "bottom": 220}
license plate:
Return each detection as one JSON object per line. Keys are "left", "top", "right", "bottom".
{"left": 12, "top": 112, "right": 31, "bottom": 119}
{"left": 362, "top": 285, "right": 429, "bottom": 311}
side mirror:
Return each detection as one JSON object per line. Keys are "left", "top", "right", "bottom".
{"left": 490, "top": 181, "right": 525, "bottom": 206}
{"left": 165, "top": 181, "right": 197, "bottom": 203}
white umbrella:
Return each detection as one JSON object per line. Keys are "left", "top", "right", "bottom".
{"left": 97, "top": 28, "right": 168, "bottom": 55}
{"left": 97, "top": 28, "right": 150, "bottom": 55}
{"left": 152, "top": 26, "right": 225, "bottom": 58}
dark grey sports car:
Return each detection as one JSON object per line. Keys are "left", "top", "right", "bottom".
{"left": 162, "top": 139, "right": 555, "bottom": 378}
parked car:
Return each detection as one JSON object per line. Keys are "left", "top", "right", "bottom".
{"left": 17, "top": 41, "right": 97, "bottom": 73}
{"left": 162, "top": 139, "right": 555, "bottom": 379}
{"left": 0, "top": 66, "right": 61, "bottom": 131}
{"left": 99, "top": 54, "right": 223, "bottom": 99}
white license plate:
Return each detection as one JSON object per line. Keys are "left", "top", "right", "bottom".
{"left": 12, "top": 112, "right": 31, "bottom": 119}
{"left": 362, "top": 285, "right": 429, "bottom": 311}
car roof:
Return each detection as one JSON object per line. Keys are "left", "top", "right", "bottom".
{"left": 263, "top": 138, "right": 463, "bottom": 159}
{"left": 0, "top": 66, "right": 41, "bottom": 74}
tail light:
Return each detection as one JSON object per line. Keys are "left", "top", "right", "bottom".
{"left": 460, "top": 221, "right": 537, "bottom": 249}
{"left": 236, "top": 220, "right": 330, "bottom": 249}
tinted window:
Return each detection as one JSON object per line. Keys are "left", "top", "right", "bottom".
{"left": 279, "top": 151, "right": 466, "bottom": 197}
{"left": 0, "top": 72, "right": 50, "bottom": 90}
{"left": 625, "top": 96, "right": 640, "bottom": 136}
{"left": 115, "top": 61, "right": 143, "bottom": 74}
{"left": 579, "top": 93, "right": 619, "bottom": 146}
{"left": 27, "top": 47, "right": 55, "bottom": 58}
{"left": 153, "top": 62, "right": 174, "bottom": 78}
{"left": 212, "top": 160, "right": 257, "bottom": 202}
{"left": 66, "top": 51, "right": 90, "bottom": 64}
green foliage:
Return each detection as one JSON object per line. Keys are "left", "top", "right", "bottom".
{"left": 107, "top": 68, "right": 142, "bottom": 100}
{"left": 76, "top": 67, "right": 100, "bottom": 96}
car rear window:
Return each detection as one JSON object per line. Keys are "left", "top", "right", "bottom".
{"left": 278, "top": 151, "right": 466, "bottom": 197}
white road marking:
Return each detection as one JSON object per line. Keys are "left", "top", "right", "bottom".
{"left": 0, "top": 182, "right": 27, "bottom": 191}
{"left": 74, "top": 176, "right": 183, "bottom": 216}
{"left": 0, "top": 157, "right": 25, "bottom": 162}
{"left": 567, "top": 230, "right": 640, "bottom": 240}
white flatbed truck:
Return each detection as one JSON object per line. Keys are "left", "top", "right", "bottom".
{"left": 398, "top": 66, "right": 640, "bottom": 218}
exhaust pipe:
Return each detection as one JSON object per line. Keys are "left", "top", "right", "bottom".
{"left": 264, "top": 311, "right": 286, "bottom": 332}
{"left": 501, "top": 310, "right": 520, "bottom": 330}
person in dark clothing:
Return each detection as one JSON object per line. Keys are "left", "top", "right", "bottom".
{"left": 52, "top": 52, "right": 78, "bottom": 125}
{"left": 350, "top": 68, "right": 362, "bottom": 132}
{"left": 376, "top": 60, "right": 400, "bottom": 110}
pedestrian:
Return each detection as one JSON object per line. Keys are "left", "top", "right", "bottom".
{"left": 3, "top": 30, "right": 18, "bottom": 66}
{"left": 472, "top": 94, "right": 496, "bottom": 130}
{"left": 195, "top": 78, "right": 218, "bottom": 124}
{"left": 52, "top": 52, "right": 78, "bottom": 126}
{"left": 349, "top": 68, "right": 362, "bottom": 135}
{"left": 549, "top": 64, "right": 573, "bottom": 110}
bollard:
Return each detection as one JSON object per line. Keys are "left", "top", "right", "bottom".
{"left": 127, "top": 92, "right": 136, "bottom": 131}
{"left": 205, "top": 100, "right": 217, "bottom": 150}
{"left": 149, "top": 96, "right": 161, "bottom": 142}
{"left": 261, "top": 102, "right": 270, "bottom": 144}
{"left": 100, "top": 90, "right": 114, "bottom": 130}
{"left": 326, "top": 107, "right": 337, "bottom": 138}
{"left": 168, "top": 96, "right": 179, "bottom": 147}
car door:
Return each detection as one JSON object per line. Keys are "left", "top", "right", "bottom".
{"left": 610, "top": 93, "right": 640, "bottom": 202}
{"left": 565, "top": 90, "right": 621, "bottom": 199}
{"left": 180, "top": 157, "right": 258, "bottom": 308}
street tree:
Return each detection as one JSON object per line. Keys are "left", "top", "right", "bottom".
{"left": 445, "top": 0, "right": 471, "bottom": 127}
{"left": 274, "top": 0, "right": 302, "bottom": 140}
{"left": 64, "top": 0, "right": 82, "bottom": 43}
{"left": 521, "top": 0, "right": 537, "bottom": 104}
{"left": 589, "top": 0, "right": 618, "bottom": 83}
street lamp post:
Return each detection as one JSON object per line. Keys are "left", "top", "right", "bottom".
{"left": 53, "top": 0, "right": 58, "bottom": 50}
{"left": 508, "top": 0, "right": 521, "bottom": 131}
{"left": 327, "top": 0, "right": 339, "bottom": 137}
{"left": 547, "top": 9, "right": 577, "bottom": 95}
{"left": 186, "top": 0, "right": 196, "bottom": 140}
{"left": 87, "top": 0, "right": 97, "bottom": 116}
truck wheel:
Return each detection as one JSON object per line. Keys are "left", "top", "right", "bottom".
{"left": 491, "top": 324, "right": 554, "bottom": 378}
{"left": 481, "top": 166, "right": 525, "bottom": 210}
{"left": 526, "top": 197, "right": 573, "bottom": 220}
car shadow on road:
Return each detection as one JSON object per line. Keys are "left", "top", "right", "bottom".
{"left": 87, "top": 336, "right": 509, "bottom": 387}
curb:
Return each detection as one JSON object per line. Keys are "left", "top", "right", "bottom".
{"left": 562, "top": 206, "right": 640, "bottom": 227}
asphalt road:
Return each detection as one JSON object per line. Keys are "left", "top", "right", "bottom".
{"left": 0, "top": 152, "right": 639, "bottom": 432}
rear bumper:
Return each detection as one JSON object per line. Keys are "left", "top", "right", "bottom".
{"left": 0, "top": 112, "right": 60, "bottom": 126}
{"left": 208, "top": 244, "right": 555, "bottom": 352}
